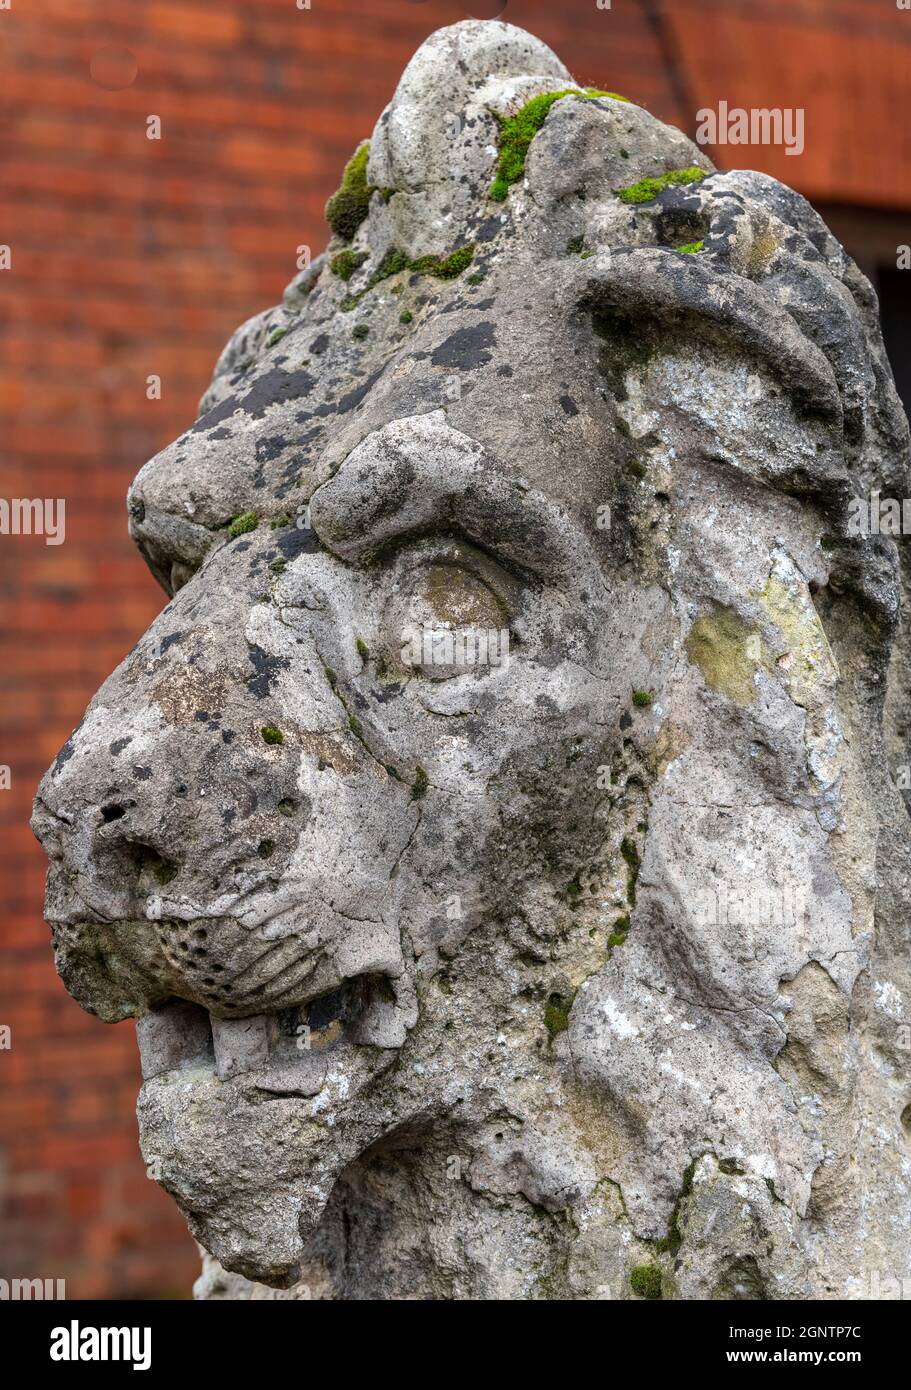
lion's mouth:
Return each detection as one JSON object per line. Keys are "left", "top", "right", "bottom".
{"left": 47, "top": 888, "right": 408, "bottom": 1020}
{"left": 137, "top": 971, "right": 408, "bottom": 1097}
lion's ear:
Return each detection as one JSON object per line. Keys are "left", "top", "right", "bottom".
{"left": 571, "top": 246, "right": 841, "bottom": 423}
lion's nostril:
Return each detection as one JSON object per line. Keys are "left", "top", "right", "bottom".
{"left": 129, "top": 844, "right": 179, "bottom": 885}
{"left": 101, "top": 803, "right": 127, "bottom": 822}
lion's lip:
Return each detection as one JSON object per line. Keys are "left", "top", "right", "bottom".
{"left": 47, "top": 909, "right": 334, "bottom": 1020}
{"left": 48, "top": 887, "right": 408, "bottom": 1021}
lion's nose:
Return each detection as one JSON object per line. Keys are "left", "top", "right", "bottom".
{"left": 32, "top": 719, "right": 315, "bottom": 1023}
{"left": 32, "top": 711, "right": 308, "bottom": 931}
{"left": 33, "top": 750, "right": 190, "bottom": 926}
{"left": 35, "top": 804, "right": 177, "bottom": 925}
{"left": 31, "top": 758, "right": 186, "bottom": 1019}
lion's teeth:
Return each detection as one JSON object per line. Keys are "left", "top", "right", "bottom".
{"left": 254, "top": 1055, "right": 327, "bottom": 1098}
{"left": 136, "top": 999, "right": 213, "bottom": 1080}
{"left": 211, "top": 1013, "right": 275, "bottom": 1080}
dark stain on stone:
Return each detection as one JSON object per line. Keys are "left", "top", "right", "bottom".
{"left": 283, "top": 455, "right": 308, "bottom": 480}
{"left": 256, "top": 436, "right": 289, "bottom": 463}
{"left": 52, "top": 731, "right": 80, "bottom": 776}
{"left": 338, "top": 367, "right": 385, "bottom": 415}
{"left": 475, "top": 216, "right": 502, "bottom": 243}
{"left": 276, "top": 525, "right": 321, "bottom": 559}
{"left": 194, "top": 368, "right": 317, "bottom": 432}
{"left": 247, "top": 645, "right": 291, "bottom": 699}
{"left": 430, "top": 322, "right": 496, "bottom": 370}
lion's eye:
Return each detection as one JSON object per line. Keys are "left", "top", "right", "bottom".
{"left": 379, "top": 541, "right": 521, "bottom": 682}
{"left": 419, "top": 563, "right": 506, "bottom": 630}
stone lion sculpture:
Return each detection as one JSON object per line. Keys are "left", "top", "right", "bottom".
{"left": 32, "top": 20, "right": 911, "bottom": 1300}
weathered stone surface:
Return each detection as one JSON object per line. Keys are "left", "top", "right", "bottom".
{"left": 32, "top": 19, "right": 911, "bottom": 1300}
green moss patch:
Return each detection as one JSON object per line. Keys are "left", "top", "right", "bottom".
{"left": 630, "top": 1264, "right": 662, "bottom": 1299}
{"left": 620, "top": 837, "right": 640, "bottom": 905}
{"left": 412, "top": 246, "right": 474, "bottom": 279}
{"left": 228, "top": 511, "right": 258, "bottom": 539}
{"left": 326, "top": 141, "right": 372, "bottom": 241}
{"left": 340, "top": 244, "right": 474, "bottom": 311}
{"left": 490, "top": 88, "right": 629, "bottom": 201}
{"left": 544, "top": 989, "right": 576, "bottom": 1039}
{"left": 656, "top": 1156, "right": 698, "bottom": 1256}
{"left": 260, "top": 725, "right": 284, "bottom": 745}
{"left": 632, "top": 689, "right": 653, "bottom": 706}
{"left": 565, "top": 872, "right": 583, "bottom": 907}
{"left": 608, "top": 912, "right": 631, "bottom": 948}
{"left": 617, "top": 166, "right": 706, "bottom": 205}
{"left": 330, "top": 249, "right": 369, "bottom": 282}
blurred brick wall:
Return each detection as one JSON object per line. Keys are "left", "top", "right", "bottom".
{"left": 0, "top": 0, "right": 907, "bottom": 1299}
